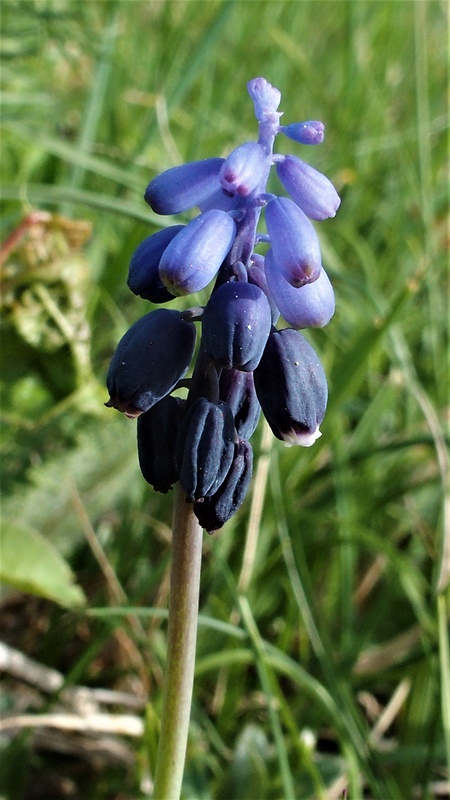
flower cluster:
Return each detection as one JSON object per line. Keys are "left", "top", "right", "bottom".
{"left": 106, "top": 77, "right": 339, "bottom": 532}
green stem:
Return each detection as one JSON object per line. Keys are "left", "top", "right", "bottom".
{"left": 152, "top": 483, "right": 203, "bottom": 799}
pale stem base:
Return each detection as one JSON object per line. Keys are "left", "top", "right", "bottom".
{"left": 152, "top": 482, "right": 203, "bottom": 799}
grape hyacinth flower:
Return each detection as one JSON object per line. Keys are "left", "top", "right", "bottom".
{"left": 105, "top": 77, "right": 341, "bottom": 799}
{"left": 106, "top": 76, "right": 340, "bottom": 530}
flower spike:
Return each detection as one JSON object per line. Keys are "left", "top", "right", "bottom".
{"left": 107, "top": 76, "right": 341, "bottom": 532}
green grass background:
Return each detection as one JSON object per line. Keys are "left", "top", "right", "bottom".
{"left": 1, "top": 1, "right": 448, "bottom": 798}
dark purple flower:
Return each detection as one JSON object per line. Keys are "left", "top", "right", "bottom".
{"left": 202, "top": 280, "right": 272, "bottom": 371}
{"left": 264, "top": 249, "right": 335, "bottom": 329}
{"left": 106, "top": 309, "right": 196, "bottom": 418}
{"left": 254, "top": 328, "right": 328, "bottom": 446}
{"left": 247, "top": 255, "right": 280, "bottom": 325}
{"left": 137, "top": 396, "right": 183, "bottom": 493}
{"left": 174, "top": 398, "right": 236, "bottom": 501}
{"left": 127, "top": 225, "right": 183, "bottom": 302}
{"left": 193, "top": 439, "right": 253, "bottom": 533}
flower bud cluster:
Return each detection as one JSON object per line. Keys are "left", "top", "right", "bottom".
{"left": 106, "top": 77, "right": 340, "bottom": 532}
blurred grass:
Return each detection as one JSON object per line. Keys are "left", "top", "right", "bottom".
{"left": 0, "top": 0, "right": 448, "bottom": 798}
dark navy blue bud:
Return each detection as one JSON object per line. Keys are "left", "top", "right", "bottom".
{"left": 127, "top": 226, "right": 183, "bottom": 303}
{"left": 254, "top": 328, "right": 327, "bottom": 446}
{"left": 202, "top": 281, "right": 272, "bottom": 371}
{"left": 219, "top": 369, "right": 261, "bottom": 440}
{"left": 105, "top": 309, "right": 196, "bottom": 418}
{"left": 194, "top": 439, "right": 253, "bottom": 533}
{"left": 144, "top": 158, "right": 224, "bottom": 215}
{"left": 174, "top": 398, "right": 236, "bottom": 501}
{"left": 137, "top": 396, "right": 183, "bottom": 493}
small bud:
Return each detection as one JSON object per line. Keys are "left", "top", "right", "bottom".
{"left": 254, "top": 328, "right": 328, "bottom": 446}
{"left": 265, "top": 197, "right": 322, "bottom": 287}
{"left": 144, "top": 158, "right": 224, "bottom": 215}
{"left": 202, "top": 281, "right": 272, "bottom": 371}
{"left": 127, "top": 226, "right": 183, "bottom": 302}
{"left": 219, "top": 142, "right": 268, "bottom": 197}
{"left": 105, "top": 309, "right": 196, "bottom": 418}
{"left": 264, "top": 249, "right": 335, "bottom": 329}
{"left": 194, "top": 439, "right": 253, "bottom": 533}
{"left": 137, "top": 396, "right": 183, "bottom": 493}
{"left": 174, "top": 398, "right": 236, "bottom": 501}
{"left": 279, "top": 121, "right": 325, "bottom": 145}
{"left": 158, "top": 210, "right": 236, "bottom": 296}
{"left": 276, "top": 155, "right": 340, "bottom": 220}
{"left": 219, "top": 369, "right": 261, "bottom": 440}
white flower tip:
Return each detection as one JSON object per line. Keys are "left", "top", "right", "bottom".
{"left": 282, "top": 426, "right": 322, "bottom": 448}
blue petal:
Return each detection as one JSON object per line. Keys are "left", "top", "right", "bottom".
{"left": 265, "top": 197, "right": 322, "bottom": 287}
{"left": 279, "top": 121, "right": 325, "bottom": 145}
{"left": 219, "top": 142, "right": 269, "bottom": 197}
{"left": 144, "top": 158, "right": 224, "bottom": 215}
{"left": 265, "top": 249, "right": 335, "bottom": 329}
{"left": 158, "top": 210, "right": 236, "bottom": 296}
{"left": 254, "top": 328, "right": 328, "bottom": 446}
{"left": 106, "top": 310, "right": 196, "bottom": 417}
{"left": 276, "top": 155, "right": 340, "bottom": 220}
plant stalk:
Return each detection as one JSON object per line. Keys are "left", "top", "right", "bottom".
{"left": 152, "top": 482, "right": 203, "bottom": 799}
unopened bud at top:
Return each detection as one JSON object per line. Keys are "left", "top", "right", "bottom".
{"left": 247, "top": 77, "right": 281, "bottom": 121}
{"left": 202, "top": 280, "right": 272, "bottom": 371}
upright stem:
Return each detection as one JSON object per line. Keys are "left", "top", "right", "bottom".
{"left": 152, "top": 483, "right": 203, "bottom": 799}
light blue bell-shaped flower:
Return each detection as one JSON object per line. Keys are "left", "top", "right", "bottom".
{"left": 144, "top": 158, "right": 224, "bottom": 215}
{"left": 219, "top": 142, "right": 269, "bottom": 197}
{"left": 264, "top": 248, "right": 335, "bottom": 329}
{"left": 265, "top": 196, "right": 322, "bottom": 287}
{"left": 158, "top": 209, "right": 236, "bottom": 296}
{"left": 278, "top": 121, "right": 325, "bottom": 145}
{"left": 276, "top": 155, "right": 340, "bottom": 220}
